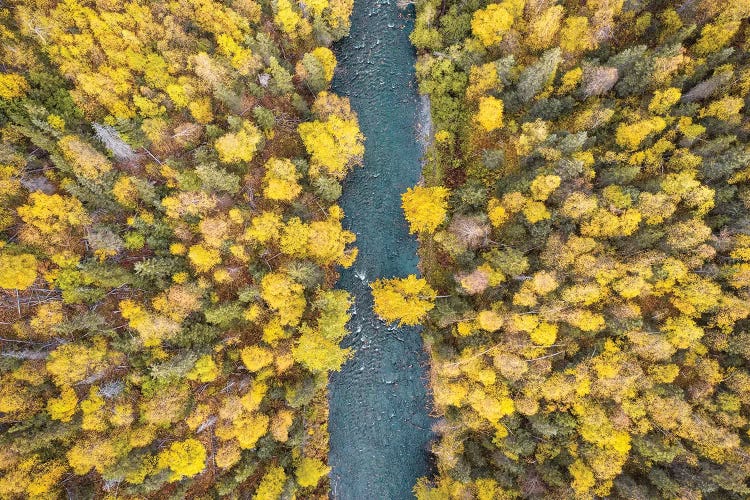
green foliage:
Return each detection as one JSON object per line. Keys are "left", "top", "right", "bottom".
{"left": 0, "top": 0, "right": 354, "bottom": 497}
{"left": 413, "top": 0, "right": 750, "bottom": 497}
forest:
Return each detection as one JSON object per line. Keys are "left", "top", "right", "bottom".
{"left": 400, "top": 0, "right": 750, "bottom": 498}
{"left": 3, "top": 0, "right": 750, "bottom": 498}
{"left": 0, "top": 0, "right": 361, "bottom": 497}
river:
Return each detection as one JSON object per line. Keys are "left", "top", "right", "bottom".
{"left": 327, "top": 0, "right": 434, "bottom": 498}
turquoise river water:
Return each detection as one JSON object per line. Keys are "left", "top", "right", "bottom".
{"left": 327, "top": 0, "right": 435, "bottom": 498}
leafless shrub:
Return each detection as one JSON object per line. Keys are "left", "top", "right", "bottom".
{"left": 582, "top": 66, "right": 619, "bottom": 97}
{"left": 93, "top": 123, "right": 136, "bottom": 161}
{"left": 682, "top": 72, "right": 732, "bottom": 102}
{"left": 448, "top": 215, "right": 490, "bottom": 249}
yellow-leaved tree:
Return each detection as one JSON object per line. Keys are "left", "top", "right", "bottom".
{"left": 215, "top": 120, "right": 263, "bottom": 164}
{"left": 471, "top": 3, "right": 515, "bottom": 47}
{"left": 475, "top": 96, "right": 504, "bottom": 131}
{"left": 0, "top": 73, "right": 29, "bottom": 99}
{"left": 401, "top": 185, "right": 450, "bottom": 234}
{"left": 263, "top": 157, "right": 302, "bottom": 201}
{"left": 371, "top": 275, "right": 437, "bottom": 326}
{"left": 0, "top": 253, "right": 37, "bottom": 290}
{"left": 298, "top": 92, "right": 364, "bottom": 179}
{"left": 157, "top": 438, "right": 207, "bottom": 481}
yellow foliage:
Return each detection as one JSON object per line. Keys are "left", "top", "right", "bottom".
{"left": 263, "top": 157, "right": 302, "bottom": 201}
{"left": 637, "top": 192, "right": 676, "bottom": 225}
{"left": 307, "top": 218, "right": 356, "bottom": 266}
{"left": 371, "top": 275, "right": 437, "bottom": 326}
{"left": 188, "top": 244, "right": 222, "bottom": 273}
{"left": 67, "top": 437, "right": 121, "bottom": 475}
{"left": 189, "top": 97, "right": 214, "bottom": 124}
{"left": 477, "top": 310, "right": 503, "bottom": 332}
{"left": 569, "top": 459, "right": 596, "bottom": 494}
{"left": 262, "top": 314, "right": 290, "bottom": 346}
{"left": 487, "top": 198, "right": 509, "bottom": 227}
{"left": 166, "top": 83, "right": 189, "bottom": 108}
{"left": 475, "top": 96, "right": 504, "bottom": 132}
{"left": 522, "top": 200, "right": 550, "bottom": 224}
{"left": 511, "top": 313, "right": 539, "bottom": 333}
{"left": 0, "top": 456, "right": 66, "bottom": 497}
{"left": 47, "top": 385, "right": 78, "bottom": 422}
{"left": 292, "top": 326, "right": 351, "bottom": 372}
{"left": 261, "top": 272, "right": 306, "bottom": 326}
{"left": 157, "top": 438, "right": 207, "bottom": 481}
{"left": 235, "top": 413, "right": 269, "bottom": 449}
{"left": 215, "top": 121, "right": 262, "bottom": 163}
{"left": 0, "top": 73, "right": 29, "bottom": 99}
{"left": 528, "top": 5, "right": 564, "bottom": 51}
{"left": 241, "top": 346, "right": 274, "bottom": 372}
{"left": 309, "top": 0, "right": 332, "bottom": 17}
{"left": 467, "top": 388, "right": 514, "bottom": 423}
{"left": 502, "top": 191, "right": 527, "bottom": 214}
{"left": 530, "top": 174, "right": 561, "bottom": 201}
{"left": 649, "top": 364, "right": 680, "bottom": 383}
{"left": 693, "top": 20, "right": 741, "bottom": 56}
{"left": 565, "top": 309, "right": 605, "bottom": 331}
{"left": 245, "top": 211, "right": 283, "bottom": 243}
{"left": 298, "top": 108, "right": 364, "bottom": 179}
{"left": 280, "top": 217, "right": 310, "bottom": 257}
{"left": 217, "top": 34, "right": 257, "bottom": 74}
{"left": 58, "top": 135, "right": 113, "bottom": 180}
{"left": 530, "top": 322, "right": 557, "bottom": 346}
{"left": 254, "top": 465, "right": 286, "bottom": 499}
{"left": 433, "top": 379, "right": 468, "bottom": 407}
{"left": 112, "top": 175, "right": 138, "bottom": 208}
{"left": 120, "top": 299, "right": 180, "bottom": 347}
{"left": 152, "top": 284, "right": 203, "bottom": 323}
{"left": 215, "top": 441, "right": 242, "bottom": 469}
{"left": 580, "top": 207, "right": 642, "bottom": 238}
{"left": 558, "top": 67, "right": 582, "bottom": 94}
{"left": 271, "top": 409, "right": 294, "bottom": 442}
{"left": 17, "top": 192, "right": 89, "bottom": 234}
{"left": 466, "top": 63, "right": 499, "bottom": 101}
{"left": 275, "top": 0, "right": 307, "bottom": 35}
{"left": 700, "top": 96, "right": 745, "bottom": 122}
{"left": 401, "top": 185, "right": 449, "bottom": 234}
{"left": 240, "top": 375, "right": 268, "bottom": 412}
{"left": 435, "top": 130, "right": 452, "bottom": 143}
{"left": 110, "top": 403, "right": 134, "bottom": 427}
{"left": 513, "top": 282, "right": 537, "bottom": 307}
{"left": 615, "top": 117, "right": 666, "bottom": 149}
{"left": 471, "top": 3, "right": 514, "bottom": 47}
{"left": 312, "top": 46, "right": 337, "bottom": 81}
{"left": 648, "top": 87, "right": 681, "bottom": 114}
{"left": 80, "top": 386, "right": 107, "bottom": 432}
{"left": 0, "top": 253, "right": 37, "bottom": 290}
{"left": 295, "top": 457, "right": 330, "bottom": 488}
{"left": 46, "top": 337, "right": 110, "bottom": 385}
{"left": 559, "top": 16, "right": 595, "bottom": 53}
{"left": 188, "top": 355, "right": 219, "bottom": 382}
{"left": 661, "top": 315, "right": 704, "bottom": 349}
{"left": 47, "top": 114, "right": 66, "bottom": 130}
{"left": 475, "top": 478, "right": 502, "bottom": 500}
{"left": 531, "top": 271, "right": 558, "bottom": 295}
{"left": 457, "top": 321, "right": 475, "bottom": 336}
{"left": 199, "top": 217, "right": 230, "bottom": 248}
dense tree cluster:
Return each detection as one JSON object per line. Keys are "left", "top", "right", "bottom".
{"left": 0, "top": 0, "right": 360, "bottom": 497}
{"left": 410, "top": 0, "right": 750, "bottom": 497}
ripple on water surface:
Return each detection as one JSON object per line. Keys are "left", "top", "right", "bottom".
{"left": 327, "top": 0, "right": 435, "bottom": 499}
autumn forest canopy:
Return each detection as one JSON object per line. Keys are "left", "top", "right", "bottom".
{"left": 1, "top": 0, "right": 750, "bottom": 498}
{"left": 0, "top": 0, "right": 360, "bottom": 497}
{"left": 408, "top": 0, "right": 750, "bottom": 498}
